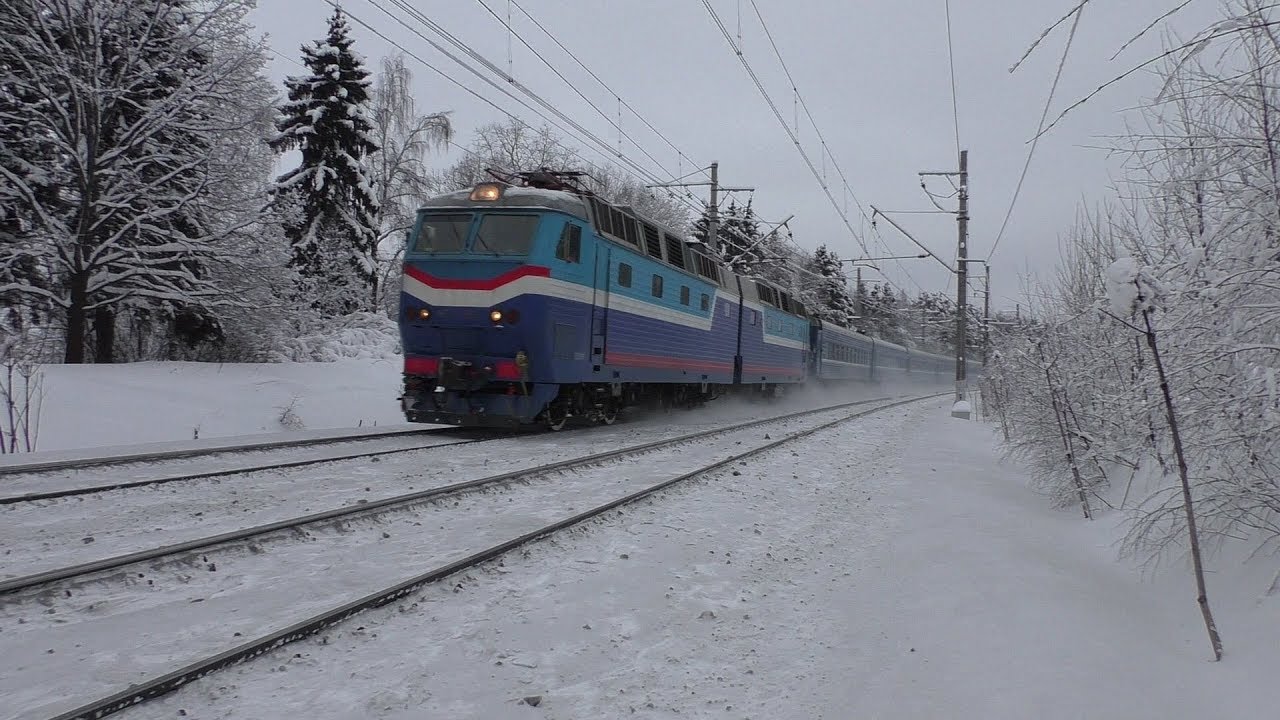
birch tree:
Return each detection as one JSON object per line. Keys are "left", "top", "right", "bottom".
{"left": 368, "top": 53, "right": 452, "bottom": 314}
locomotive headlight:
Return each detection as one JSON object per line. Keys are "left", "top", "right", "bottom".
{"left": 489, "top": 309, "right": 504, "bottom": 323}
{"left": 469, "top": 183, "right": 503, "bottom": 201}
{"left": 416, "top": 307, "right": 431, "bottom": 321}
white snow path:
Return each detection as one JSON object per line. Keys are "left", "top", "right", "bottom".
{"left": 105, "top": 396, "right": 1280, "bottom": 720}
{"left": 0, "top": 401, "right": 901, "bottom": 720}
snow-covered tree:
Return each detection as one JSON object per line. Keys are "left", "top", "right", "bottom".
{"left": 368, "top": 54, "right": 452, "bottom": 314}
{"left": 984, "top": 3, "right": 1280, "bottom": 660}
{"left": 271, "top": 6, "right": 380, "bottom": 315}
{"left": 808, "top": 245, "right": 856, "bottom": 326}
{"left": 861, "top": 282, "right": 905, "bottom": 343}
{"left": 440, "top": 119, "right": 573, "bottom": 190}
{"left": 0, "top": 0, "right": 274, "bottom": 363}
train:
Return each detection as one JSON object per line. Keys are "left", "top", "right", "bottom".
{"left": 397, "top": 170, "right": 973, "bottom": 429}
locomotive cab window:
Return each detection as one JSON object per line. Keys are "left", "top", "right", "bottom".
{"left": 556, "top": 223, "right": 581, "bottom": 263}
{"left": 473, "top": 214, "right": 539, "bottom": 255}
{"left": 651, "top": 274, "right": 664, "bottom": 298}
{"left": 618, "top": 262, "right": 632, "bottom": 287}
{"left": 412, "top": 213, "right": 472, "bottom": 253}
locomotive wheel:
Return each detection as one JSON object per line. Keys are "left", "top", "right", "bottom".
{"left": 598, "top": 401, "right": 619, "bottom": 426}
{"left": 545, "top": 403, "right": 569, "bottom": 431}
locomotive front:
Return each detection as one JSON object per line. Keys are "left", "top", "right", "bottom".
{"left": 398, "top": 181, "right": 588, "bottom": 427}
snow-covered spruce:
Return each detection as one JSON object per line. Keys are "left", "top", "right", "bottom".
{"left": 270, "top": 6, "right": 381, "bottom": 316}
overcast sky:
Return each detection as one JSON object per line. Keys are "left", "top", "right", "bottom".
{"left": 248, "top": 1, "right": 1224, "bottom": 310}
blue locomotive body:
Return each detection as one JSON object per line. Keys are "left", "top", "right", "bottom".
{"left": 398, "top": 177, "right": 971, "bottom": 428}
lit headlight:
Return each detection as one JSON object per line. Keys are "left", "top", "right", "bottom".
{"left": 470, "top": 183, "right": 503, "bottom": 201}
{"left": 407, "top": 306, "right": 430, "bottom": 321}
{"left": 489, "top": 309, "right": 503, "bottom": 323}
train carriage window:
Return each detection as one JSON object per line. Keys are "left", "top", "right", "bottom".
{"left": 680, "top": 286, "right": 690, "bottom": 306}
{"left": 474, "top": 214, "right": 539, "bottom": 255}
{"left": 412, "top": 213, "right": 472, "bottom": 253}
{"left": 749, "top": 309, "right": 757, "bottom": 325}
{"left": 618, "top": 263, "right": 632, "bottom": 287}
{"left": 700, "top": 293, "right": 710, "bottom": 312}
{"left": 555, "top": 223, "right": 581, "bottom": 263}
{"left": 651, "top": 274, "right": 664, "bottom": 298}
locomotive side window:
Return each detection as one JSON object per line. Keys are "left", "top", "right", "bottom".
{"left": 618, "top": 263, "right": 633, "bottom": 287}
{"left": 556, "top": 223, "right": 581, "bottom": 263}
{"left": 680, "top": 286, "right": 690, "bottom": 306}
{"left": 412, "top": 213, "right": 472, "bottom": 253}
{"left": 651, "top": 274, "right": 664, "bottom": 298}
{"left": 474, "top": 214, "right": 539, "bottom": 255}
{"left": 700, "top": 293, "right": 710, "bottom": 311}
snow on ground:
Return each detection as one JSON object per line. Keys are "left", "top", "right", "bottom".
{"left": 21, "top": 360, "right": 408, "bottom": 453}
{"left": 112, "top": 396, "right": 1280, "bottom": 720}
{"left": 1, "top": 402, "right": 897, "bottom": 720}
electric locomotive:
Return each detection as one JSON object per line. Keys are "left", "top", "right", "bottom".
{"left": 398, "top": 170, "right": 812, "bottom": 429}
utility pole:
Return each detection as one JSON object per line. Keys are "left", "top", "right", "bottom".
{"left": 854, "top": 266, "right": 863, "bottom": 328}
{"left": 955, "top": 149, "right": 969, "bottom": 401}
{"left": 646, "top": 161, "right": 752, "bottom": 257}
{"left": 983, "top": 261, "right": 991, "bottom": 365}
{"left": 708, "top": 162, "right": 719, "bottom": 255}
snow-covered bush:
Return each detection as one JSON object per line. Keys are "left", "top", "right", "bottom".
{"left": 265, "top": 311, "right": 401, "bottom": 363}
{"left": 0, "top": 331, "right": 46, "bottom": 453}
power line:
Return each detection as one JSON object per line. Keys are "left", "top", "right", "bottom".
{"left": 338, "top": 0, "right": 685, "bottom": 216}
{"left": 732, "top": 0, "right": 939, "bottom": 295}
{"left": 265, "top": 44, "right": 307, "bottom": 69}
{"left": 349, "top": 0, "right": 710, "bottom": 226}
{"left": 987, "top": 4, "right": 1083, "bottom": 261}
{"left": 374, "top": 0, "right": 675, "bottom": 191}
{"left": 468, "top": 0, "right": 691, "bottom": 187}
{"left": 943, "top": 0, "right": 962, "bottom": 158}
{"left": 702, "top": 0, "right": 874, "bottom": 261}
{"left": 505, "top": 0, "right": 713, "bottom": 183}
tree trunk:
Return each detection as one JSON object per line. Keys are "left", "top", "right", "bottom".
{"left": 64, "top": 271, "right": 89, "bottom": 364}
{"left": 1141, "top": 308, "right": 1224, "bottom": 661}
{"left": 1039, "top": 344, "right": 1092, "bottom": 519}
{"left": 93, "top": 307, "right": 115, "bottom": 363}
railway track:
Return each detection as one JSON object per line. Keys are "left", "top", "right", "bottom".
{"left": 0, "top": 427, "right": 485, "bottom": 504}
{"left": 9, "top": 392, "right": 942, "bottom": 720}
{"left": 0, "top": 395, "right": 908, "bottom": 596}
{"left": 0, "top": 424, "right": 450, "bottom": 476}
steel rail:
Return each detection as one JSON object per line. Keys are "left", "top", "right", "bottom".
{"left": 0, "top": 432, "right": 485, "bottom": 505}
{"left": 0, "top": 426, "right": 454, "bottom": 478}
{"left": 43, "top": 393, "right": 941, "bottom": 720}
{"left": 2, "top": 395, "right": 905, "bottom": 597}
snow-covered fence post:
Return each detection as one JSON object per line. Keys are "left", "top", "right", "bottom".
{"left": 1105, "top": 257, "right": 1224, "bottom": 661}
